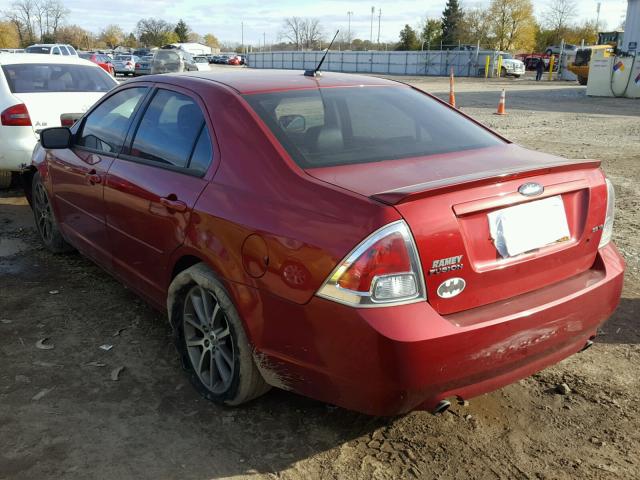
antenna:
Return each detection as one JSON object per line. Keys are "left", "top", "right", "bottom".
{"left": 304, "top": 30, "right": 339, "bottom": 77}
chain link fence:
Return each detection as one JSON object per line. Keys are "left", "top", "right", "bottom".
{"left": 246, "top": 50, "right": 508, "bottom": 77}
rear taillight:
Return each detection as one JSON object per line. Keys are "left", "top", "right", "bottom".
{"left": 599, "top": 178, "right": 615, "bottom": 248}
{"left": 60, "top": 115, "right": 75, "bottom": 127}
{"left": 317, "top": 221, "right": 426, "bottom": 307}
{"left": 135, "top": 63, "right": 140, "bottom": 68}
{"left": 1, "top": 103, "right": 31, "bottom": 126}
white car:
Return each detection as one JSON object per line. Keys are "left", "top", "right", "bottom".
{"left": 498, "top": 53, "right": 525, "bottom": 78}
{"left": 0, "top": 54, "right": 117, "bottom": 188}
{"left": 25, "top": 44, "right": 79, "bottom": 56}
{"left": 193, "top": 55, "right": 211, "bottom": 71}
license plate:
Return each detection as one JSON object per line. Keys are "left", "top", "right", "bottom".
{"left": 487, "top": 195, "right": 570, "bottom": 258}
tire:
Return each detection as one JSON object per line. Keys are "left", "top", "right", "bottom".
{"left": 578, "top": 75, "right": 588, "bottom": 86}
{"left": 501, "top": 67, "right": 507, "bottom": 77}
{"left": 169, "top": 263, "right": 270, "bottom": 406}
{"left": 31, "top": 172, "right": 73, "bottom": 253}
{"left": 514, "top": 74, "right": 521, "bottom": 79}
{"left": 0, "top": 171, "right": 12, "bottom": 189}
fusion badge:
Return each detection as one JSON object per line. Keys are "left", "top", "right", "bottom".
{"left": 437, "top": 277, "right": 466, "bottom": 299}
{"left": 518, "top": 182, "right": 544, "bottom": 197}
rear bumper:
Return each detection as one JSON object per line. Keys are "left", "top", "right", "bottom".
{"left": 251, "top": 243, "right": 624, "bottom": 416}
{"left": 0, "top": 127, "right": 37, "bottom": 171}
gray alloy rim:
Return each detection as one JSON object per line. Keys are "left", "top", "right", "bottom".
{"left": 182, "top": 285, "right": 235, "bottom": 394}
{"left": 34, "top": 182, "right": 54, "bottom": 243}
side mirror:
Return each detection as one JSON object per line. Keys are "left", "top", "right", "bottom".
{"left": 40, "top": 127, "right": 72, "bottom": 149}
{"left": 279, "top": 114, "right": 306, "bottom": 133}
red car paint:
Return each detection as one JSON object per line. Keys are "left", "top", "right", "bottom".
{"left": 28, "top": 71, "right": 624, "bottom": 415}
{"left": 79, "top": 52, "right": 115, "bottom": 76}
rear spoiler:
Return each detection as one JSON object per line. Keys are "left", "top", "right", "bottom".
{"left": 371, "top": 159, "right": 601, "bottom": 205}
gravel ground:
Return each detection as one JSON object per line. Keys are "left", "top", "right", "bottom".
{"left": 1, "top": 73, "right": 638, "bottom": 480}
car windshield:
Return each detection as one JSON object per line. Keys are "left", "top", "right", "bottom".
{"left": 244, "top": 86, "right": 503, "bottom": 168}
{"left": 1, "top": 63, "right": 116, "bottom": 93}
{"left": 501, "top": 53, "right": 514, "bottom": 59}
{"left": 115, "top": 56, "right": 130, "bottom": 61}
{"left": 194, "top": 56, "right": 207, "bottom": 63}
{"left": 155, "top": 50, "right": 179, "bottom": 61}
{"left": 78, "top": 53, "right": 91, "bottom": 60}
{"left": 26, "top": 46, "right": 52, "bottom": 54}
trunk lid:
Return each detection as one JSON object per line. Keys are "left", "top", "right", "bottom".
{"left": 13, "top": 92, "right": 105, "bottom": 132}
{"left": 307, "top": 144, "right": 607, "bottom": 314}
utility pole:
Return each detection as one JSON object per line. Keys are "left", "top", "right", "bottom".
{"left": 595, "top": 2, "right": 601, "bottom": 32}
{"left": 347, "top": 11, "right": 353, "bottom": 49}
{"left": 241, "top": 21, "right": 244, "bottom": 54}
{"left": 377, "top": 8, "right": 381, "bottom": 48}
{"left": 263, "top": 32, "right": 266, "bottom": 52}
{"left": 370, "top": 6, "right": 374, "bottom": 44}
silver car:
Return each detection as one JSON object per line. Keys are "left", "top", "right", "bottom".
{"left": 150, "top": 49, "right": 197, "bottom": 74}
{"left": 134, "top": 55, "right": 154, "bottom": 76}
{"left": 113, "top": 55, "right": 139, "bottom": 76}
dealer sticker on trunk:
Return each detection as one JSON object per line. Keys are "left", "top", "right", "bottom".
{"left": 429, "top": 255, "right": 463, "bottom": 275}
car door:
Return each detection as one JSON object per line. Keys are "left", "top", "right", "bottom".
{"left": 48, "top": 86, "right": 149, "bottom": 267}
{"left": 104, "top": 85, "right": 214, "bottom": 305}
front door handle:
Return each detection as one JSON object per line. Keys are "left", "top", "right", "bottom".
{"left": 160, "top": 196, "right": 187, "bottom": 213}
{"left": 86, "top": 170, "right": 101, "bottom": 185}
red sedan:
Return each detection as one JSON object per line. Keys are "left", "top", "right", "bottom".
{"left": 23, "top": 70, "right": 624, "bottom": 416}
{"left": 79, "top": 52, "right": 115, "bottom": 76}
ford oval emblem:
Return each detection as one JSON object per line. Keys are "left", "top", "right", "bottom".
{"left": 518, "top": 182, "right": 544, "bottom": 196}
{"left": 437, "top": 277, "right": 466, "bottom": 299}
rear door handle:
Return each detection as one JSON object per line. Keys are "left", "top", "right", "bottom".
{"left": 160, "top": 196, "right": 187, "bottom": 213}
{"left": 86, "top": 170, "right": 101, "bottom": 185}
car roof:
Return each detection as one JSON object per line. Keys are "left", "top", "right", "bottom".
{"left": 28, "top": 43, "right": 72, "bottom": 47}
{"left": 0, "top": 53, "right": 98, "bottom": 66}
{"left": 168, "top": 69, "right": 399, "bottom": 95}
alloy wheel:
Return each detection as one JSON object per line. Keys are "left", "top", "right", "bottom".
{"left": 34, "top": 182, "right": 54, "bottom": 244}
{"left": 182, "top": 285, "right": 235, "bottom": 394}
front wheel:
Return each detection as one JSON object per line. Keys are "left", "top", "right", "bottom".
{"left": 32, "top": 172, "right": 73, "bottom": 253}
{"left": 169, "top": 264, "right": 270, "bottom": 406}
{"left": 501, "top": 67, "right": 507, "bottom": 77}
{"left": 578, "top": 75, "right": 588, "bottom": 85}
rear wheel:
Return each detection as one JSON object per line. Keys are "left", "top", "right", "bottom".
{"left": 0, "top": 171, "right": 12, "bottom": 189}
{"left": 32, "top": 172, "right": 73, "bottom": 253}
{"left": 170, "top": 264, "right": 270, "bottom": 406}
{"left": 501, "top": 67, "right": 507, "bottom": 77}
{"left": 578, "top": 75, "right": 588, "bottom": 86}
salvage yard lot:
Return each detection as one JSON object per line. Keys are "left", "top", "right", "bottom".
{"left": 1, "top": 73, "right": 639, "bottom": 480}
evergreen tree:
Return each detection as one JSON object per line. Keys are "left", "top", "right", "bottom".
{"left": 441, "top": 0, "right": 464, "bottom": 47}
{"left": 174, "top": 19, "right": 189, "bottom": 43}
{"left": 396, "top": 24, "right": 419, "bottom": 50}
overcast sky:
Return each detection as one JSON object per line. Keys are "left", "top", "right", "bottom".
{"left": 0, "top": 0, "right": 630, "bottom": 45}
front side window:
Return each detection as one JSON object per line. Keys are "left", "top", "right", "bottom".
{"left": 129, "top": 89, "right": 206, "bottom": 169}
{"left": 244, "top": 86, "right": 503, "bottom": 168}
{"left": 60, "top": 46, "right": 70, "bottom": 56}
{"left": 1, "top": 64, "right": 116, "bottom": 93}
{"left": 67, "top": 45, "right": 77, "bottom": 55}
{"left": 77, "top": 87, "right": 147, "bottom": 154}
{"left": 52, "top": 47, "right": 61, "bottom": 55}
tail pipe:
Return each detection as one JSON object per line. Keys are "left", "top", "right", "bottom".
{"left": 432, "top": 400, "right": 451, "bottom": 415}
{"left": 580, "top": 338, "right": 595, "bottom": 352}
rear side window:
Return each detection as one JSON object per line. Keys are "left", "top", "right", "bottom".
{"left": 77, "top": 87, "right": 147, "bottom": 154}
{"left": 1, "top": 64, "right": 115, "bottom": 93}
{"left": 68, "top": 46, "right": 77, "bottom": 55}
{"left": 25, "top": 46, "right": 51, "bottom": 54}
{"left": 189, "top": 127, "right": 213, "bottom": 174}
{"left": 244, "top": 87, "right": 503, "bottom": 168}
{"left": 129, "top": 89, "right": 206, "bottom": 169}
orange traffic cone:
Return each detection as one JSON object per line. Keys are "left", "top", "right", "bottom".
{"left": 494, "top": 88, "right": 507, "bottom": 115}
{"left": 449, "top": 67, "right": 456, "bottom": 108}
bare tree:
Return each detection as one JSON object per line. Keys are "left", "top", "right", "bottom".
{"left": 301, "top": 18, "right": 323, "bottom": 49}
{"left": 5, "top": 0, "right": 37, "bottom": 46}
{"left": 281, "top": 16, "right": 304, "bottom": 49}
{"left": 543, "top": 0, "right": 577, "bottom": 38}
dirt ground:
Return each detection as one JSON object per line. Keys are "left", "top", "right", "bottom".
{"left": 1, "top": 72, "right": 639, "bottom": 480}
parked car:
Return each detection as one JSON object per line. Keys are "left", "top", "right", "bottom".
{"left": 0, "top": 53, "right": 117, "bottom": 188}
{"left": 545, "top": 44, "right": 578, "bottom": 55}
{"left": 215, "top": 55, "right": 230, "bottom": 64}
{"left": 24, "top": 70, "right": 624, "bottom": 415}
{"left": 192, "top": 55, "right": 210, "bottom": 71}
{"left": 134, "top": 55, "right": 154, "bottom": 76}
{"left": 78, "top": 52, "right": 115, "bottom": 76}
{"left": 113, "top": 54, "right": 139, "bottom": 76}
{"left": 227, "top": 55, "right": 242, "bottom": 66}
{"left": 150, "top": 49, "right": 197, "bottom": 74}
{"left": 25, "top": 44, "right": 79, "bottom": 56}
{"left": 497, "top": 53, "right": 525, "bottom": 78}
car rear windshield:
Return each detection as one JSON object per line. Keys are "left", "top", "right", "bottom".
{"left": 244, "top": 86, "right": 503, "bottom": 168}
{"left": 1, "top": 64, "right": 115, "bottom": 93}
{"left": 25, "top": 46, "right": 51, "bottom": 54}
